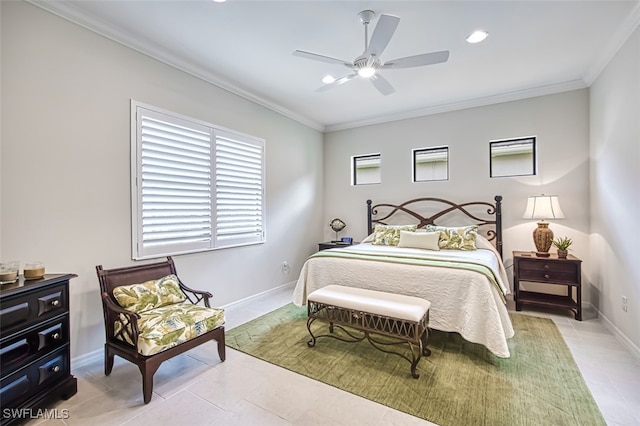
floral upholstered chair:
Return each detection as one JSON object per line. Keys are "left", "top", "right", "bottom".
{"left": 96, "top": 257, "right": 225, "bottom": 403}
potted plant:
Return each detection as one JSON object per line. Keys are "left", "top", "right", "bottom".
{"left": 552, "top": 236, "right": 573, "bottom": 258}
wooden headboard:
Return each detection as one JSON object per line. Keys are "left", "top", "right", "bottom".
{"left": 366, "top": 195, "right": 503, "bottom": 258}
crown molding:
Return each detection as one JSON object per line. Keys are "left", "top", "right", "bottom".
{"left": 324, "top": 79, "right": 588, "bottom": 133}
{"left": 26, "top": 0, "right": 637, "bottom": 135}
{"left": 584, "top": 1, "right": 640, "bottom": 85}
{"left": 26, "top": 0, "right": 326, "bottom": 132}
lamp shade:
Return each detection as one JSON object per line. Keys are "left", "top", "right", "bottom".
{"left": 522, "top": 195, "right": 565, "bottom": 220}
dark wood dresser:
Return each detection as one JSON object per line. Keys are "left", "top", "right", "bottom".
{"left": 0, "top": 274, "right": 77, "bottom": 425}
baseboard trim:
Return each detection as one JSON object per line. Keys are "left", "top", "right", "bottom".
{"left": 595, "top": 307, "right": 640, "bottom": 361}
{"left": 220, "top": 281, "right": 296, "bottom": 311}
{"left": 71, "top": 281, "right": 297, "bottom": 370}
{"left": 72, "top": 348, "right": 102, "bottom": 370}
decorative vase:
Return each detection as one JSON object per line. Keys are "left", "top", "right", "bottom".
{"left": 533, "top": 221, "right": 553, "bottom": 257}
{"left": 557, "top": 249, "right": 568, "bottom": 259}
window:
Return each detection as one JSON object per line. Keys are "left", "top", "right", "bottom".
{"left": 352, "top": 153, "right": 381, "bottom": 185}
{"left": 490, "top": 137, "right": 536, "bottom": 178}
{"left": 131, "top": 101, "right": 265, "bottom": 260}
{"left": 413, "top": 147, "right": 449, "bottom": 182}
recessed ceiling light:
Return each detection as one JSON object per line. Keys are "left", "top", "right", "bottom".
{"left": 212, "top": 0, "right": 226, "bottom": 3}
{"left": 466, "top": 30, "right": 488, "bottom": 44}
{"left": 322, "top": 75, "right": 336, "bottom": 84}
{"left": 357, "top": 67, "right": 376, "bottom": 78}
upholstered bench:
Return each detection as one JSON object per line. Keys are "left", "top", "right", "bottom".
{"left": 306, "top": 285, "right": 431, "bottom": 378}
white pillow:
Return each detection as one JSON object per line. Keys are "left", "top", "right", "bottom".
{"left": 397, "top": 230, "right": 440, "bottom": 250}
{"left": 361, "top": 233, "right": 375, "bottom": 243}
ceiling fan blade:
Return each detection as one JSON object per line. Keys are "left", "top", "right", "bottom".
{"left": 315, "top": 73, "right": 358, "bottom": 92}
{"left": 371, "top": 73, "right": 395, "bottom": 96}
{"left": 381, "top": 50, "right": 450, "bottom": 69}
{"left": 364, "top": 14, "right": 400, "bottom": 57}
{"left": 293, "top": 50, "right": 352, "bottom": 67}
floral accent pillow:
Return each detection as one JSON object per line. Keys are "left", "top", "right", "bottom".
{"left": 373, "top": 224, "right": 418, "bottom": 246}
{"left": 425, "top": 225, "right": 478, "bottom": 250}
{"left": 113, "top": 274, "right": 187, "bottom": 313}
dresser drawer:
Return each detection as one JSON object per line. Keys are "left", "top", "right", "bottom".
{"left": 0, "top": 284, "right": 67, "bottom": 338}
{"left": 0, "top": 347, "right": 69, "bottom": 410}
{"left": 0, "top": 316, "right": 69, "bottom": 377}
{"left": 517, "top": 259, "right": 579, "bottom": 284}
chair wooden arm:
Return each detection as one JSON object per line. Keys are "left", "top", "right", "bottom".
{"left": 101, "top": 292, "right": 141, "bottom": 349}
{"left": 100, "top": 292, "right": 140, "bottom": 317}
{"left": 177, "top": 278, "right": 213, "bottom": 308}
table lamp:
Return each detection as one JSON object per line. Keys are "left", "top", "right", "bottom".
{"left": 329, "top": 218, "right": 346, "bottom": 242}
{"left": 522, "top": 195, "right": 564, "bottom": 257}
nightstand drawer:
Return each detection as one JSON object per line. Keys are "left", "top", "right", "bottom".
{"left": 518, "top": 259, "right": 575, "bottom": 273}
{"left": 518, "top": 268, "right": 578, "bottom": 284}
{"left": 518, "top": 259, "right": 579, "bottom": 284}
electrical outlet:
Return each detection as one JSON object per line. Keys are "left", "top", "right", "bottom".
{"left": 622, "top": 296, "right": 628, "bottom": 312}
{"left": 282, "top": 261, "right": 290, "bottom": 274}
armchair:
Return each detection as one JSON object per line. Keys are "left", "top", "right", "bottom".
{"left": 96, "top": 256, "right": 225, "bottom": 403}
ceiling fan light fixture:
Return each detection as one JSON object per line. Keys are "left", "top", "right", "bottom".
{"left": 322, "top": 75, "right": 336, "bottom": 84}
{"left": 358, "top": 66, "right": 376, "bottom": 78}
{"left": 466, "top": 30, "right": 488, "bottom": 44}
{"left": 295, "top": 10, "right": 449, "bottom": 96}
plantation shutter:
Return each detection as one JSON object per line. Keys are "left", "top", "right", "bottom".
{"left": 135, "top": 108, "right": 213, "bottom": 258}
{"left": 132, "top": 102, "right": 266, "bottom": 260}
{"left": 214, "top": 129, "right": 265, "bottom": 247}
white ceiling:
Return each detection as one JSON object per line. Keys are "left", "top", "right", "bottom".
{"left": 31, "top": 1, "right": 640, "bottom": 132}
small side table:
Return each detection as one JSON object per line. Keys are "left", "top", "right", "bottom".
{"left": 318, "top": 241, "right": 355, "bottom": 251}
{"left": 513, "top": 251, "right": 582, "bottom": 320}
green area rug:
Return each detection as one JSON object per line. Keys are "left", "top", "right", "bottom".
{"left": 226, "top": 304, "right": 605, "bottom": 426}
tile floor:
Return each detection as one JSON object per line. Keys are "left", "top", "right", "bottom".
{"left": 25, "top": 287, "right": 640, "bottom": 426}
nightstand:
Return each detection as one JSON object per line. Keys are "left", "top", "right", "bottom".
{"left": 318, "top": 241, "right": 355, "bottom": 251}
{"left": 513, "top": 251, "right": 582, "bottom": 320}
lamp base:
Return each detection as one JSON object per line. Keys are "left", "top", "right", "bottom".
{"left": 532, "top": 221, "right": 554, "bottom": 257}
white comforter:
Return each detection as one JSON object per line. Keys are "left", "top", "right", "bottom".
{"left": 292, "top": 241, "right": 515, "bottom": 358}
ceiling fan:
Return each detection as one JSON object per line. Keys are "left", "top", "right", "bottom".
{"left": 293, "top": 10, "right": 450, "bottom": 96}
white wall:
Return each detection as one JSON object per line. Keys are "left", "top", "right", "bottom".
{"left": 323, "top": 90, "right": 591, "bottom": 293}
{"left": 589, "top": 25, "right": 640, "bottom": 351}
{"left": 0, "top": 2, "right": 324, "bottom": 359}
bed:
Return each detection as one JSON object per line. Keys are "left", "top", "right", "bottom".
{"left": 292, "top": 196, "right": 515, "bottom": 358}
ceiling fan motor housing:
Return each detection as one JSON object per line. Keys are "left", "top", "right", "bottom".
{"left": 358, "top": 10, "right": 375, "bottom": 25}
